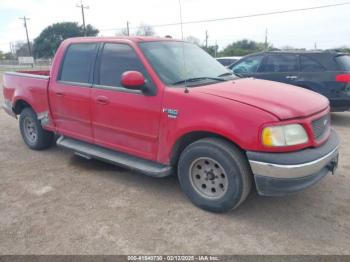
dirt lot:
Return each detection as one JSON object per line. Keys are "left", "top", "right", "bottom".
{"left": 0, "top": 72, "right": 349, "bottom": 255}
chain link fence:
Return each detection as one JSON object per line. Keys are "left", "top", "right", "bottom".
{"left": 0, "top": 59, "right": 52, "bottom": 71}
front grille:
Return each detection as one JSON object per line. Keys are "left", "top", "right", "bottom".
{"left": 312, "top": 114, "right": 330, "bottom": 140}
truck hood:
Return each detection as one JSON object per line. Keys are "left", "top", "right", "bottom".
{"left": 195, "top": 78, "right": 329, "bottom": 120}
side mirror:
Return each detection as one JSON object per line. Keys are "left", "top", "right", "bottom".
{"left": 121, "top": 71, "right": 146, "bottom": 91}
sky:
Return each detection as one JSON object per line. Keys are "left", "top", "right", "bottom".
{"left": 0, "top": 0, "right": 349, "bottom": 53}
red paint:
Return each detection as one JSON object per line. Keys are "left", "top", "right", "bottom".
{"left": 336, "top": 74, "right": 350, "bottom": 83}
{"left": 17, "top": 70, "right": 50, "bottom": 76}
{"left": 121, "top": 71, "right": 146, "bottom": 88}
{"left": 2, "top": 37, "right": 331, "bottom": 165}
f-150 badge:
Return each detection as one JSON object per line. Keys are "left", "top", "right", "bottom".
{"left": 163, "top": 108, "right": 178, "bottom": 119}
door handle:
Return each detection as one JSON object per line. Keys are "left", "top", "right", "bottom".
{"left": 286, "top": 76, "right": 298, "bottom": 79}
{"left": 55, "top": 91, "right": 65, "bottom": 97}
{"left": 96, "top": 96, "right": 109, "bottom": 105}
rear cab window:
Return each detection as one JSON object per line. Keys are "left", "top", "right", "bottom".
{"left": 335, "top": 55, "right": 350, "bottom": 71}
{"left": 58, "top": 43, "right": 99, "bottom": 84}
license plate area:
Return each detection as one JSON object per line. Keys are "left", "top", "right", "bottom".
{"left": 327, "top": 153, "right": 339, "bottom": 175}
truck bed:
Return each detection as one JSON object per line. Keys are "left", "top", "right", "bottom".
{"left": 2, "top": 70, "right": 51, "bottom": 121}
{"left": 16, "top": 70, "right": 50, "bottom": 77}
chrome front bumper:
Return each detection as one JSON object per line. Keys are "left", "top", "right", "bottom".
{"left": 246, "top": 130, "right": 340, "bottom": 196}
{"left": 249, "top": 146, "right": 339, "bottom": 179}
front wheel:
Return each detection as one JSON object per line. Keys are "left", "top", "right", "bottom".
{"left": 19, "top": 107, "right": 54, "bottom": 150}
{"left": 178, "top": 138, "right": 252, "bottom": 213}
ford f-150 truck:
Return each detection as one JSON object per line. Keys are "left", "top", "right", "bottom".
{"left": 2, "top": 37, "right": 340, "bottom": 212}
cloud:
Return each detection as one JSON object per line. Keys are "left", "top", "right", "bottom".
{"left": 0, "top": 0, "right": 349, "bottom": 52}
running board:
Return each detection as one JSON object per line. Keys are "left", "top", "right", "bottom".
{"left": 56, "top": 136, "right": 172, "bottom": 178}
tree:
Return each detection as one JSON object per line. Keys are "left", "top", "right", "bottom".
{"left": 185, "top": 36, "right": 200, "bottom": 45}
{"left": 202, "top": 45, "right": 218, "bottom": 57}
{"left": 33, "top": 22, "right": 99, "bottom": 58}
{"left": 332, "top": 46, "right": 350, "bottom": 53}
{"left": 13, "top": 41, "right": 33, "bottom": 57}
{"left": 220, "top": 39, "right": 274, "bottom": 56}
{"left": 115, "top": 27, "right": 129, "bottom": 36}
{"left": 0, "top": 49, "right": 14, "bottom": 60}
{"left": 136, "top": 23, "right": 155, "bottom": 36}
{"left": 280, "top": 45, "right": 305, "bottom": 51}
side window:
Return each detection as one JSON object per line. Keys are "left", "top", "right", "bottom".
{"left": 260, "top": 54, "right": 298, "bottom": 73}
{"left": 59, "top": 43, "right": 98, "bottom": 84}
{"left": 98, "top": 43, "right": 150, "bottom": 87}
{"left": 300, "top": 56, "right": 325, "bottom": 72}
{"left": 231, "top": 55, "right": 264, "bottom": 74}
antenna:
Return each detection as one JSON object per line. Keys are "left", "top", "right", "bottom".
{"left": 178, "top": 0, "right": 189, "bottom": 93}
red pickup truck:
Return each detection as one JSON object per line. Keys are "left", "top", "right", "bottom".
{"left": 2, "top": 37, "right": 340, "bottom": 212}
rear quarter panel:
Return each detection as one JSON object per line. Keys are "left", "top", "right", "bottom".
{"left": 3, "top": 72, "right": 51, "bottom": 117}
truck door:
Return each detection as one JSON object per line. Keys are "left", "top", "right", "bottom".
{"left": 49, "top": 43, "right": 99, "bottom": 143}
{"left": 90, "top": 43, "right": 162, "bottom": 161}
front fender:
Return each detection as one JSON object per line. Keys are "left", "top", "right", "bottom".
{"left": 157, "top": 88, "right": 278, "bottom": 164}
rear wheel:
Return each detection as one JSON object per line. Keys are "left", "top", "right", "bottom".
{"left": 19, "top": 107, "right": 54, "bottom": 150}
{"left": 178, "top": 138, "right": 252, "bottom": 213}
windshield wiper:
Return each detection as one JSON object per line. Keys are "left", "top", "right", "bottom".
{"left": 172, "top": 77, "right": 225, "bottom": 85}
{"left": 218, "top": 72, "right": 244, "bottom": 78}
{"left": 218, "top": 72, "right": 234, "bottom": 77}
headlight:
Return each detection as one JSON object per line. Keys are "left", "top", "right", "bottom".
{"left": 262, "top": 124, "right": 308, "bottom": 147}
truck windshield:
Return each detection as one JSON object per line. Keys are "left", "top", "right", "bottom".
{"left": 335, "top": 55, "right": 350, "bottom": 71}
{"left": 139, "top": 41, "right": 233, "bottom": 86}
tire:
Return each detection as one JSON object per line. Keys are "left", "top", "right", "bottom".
{"left": 19, "top": 107, "right": 54, "bottom": 150}
{"left": 178, "top": 137, "right": 252, "bottom": 213}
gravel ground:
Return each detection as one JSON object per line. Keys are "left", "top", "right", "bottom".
{"left": 0, "top": 72, "right": 349, "bottom": 255}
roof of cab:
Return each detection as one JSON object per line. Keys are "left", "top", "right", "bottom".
{"left": 65, "top": 36, "right": 182, "bottom": 43}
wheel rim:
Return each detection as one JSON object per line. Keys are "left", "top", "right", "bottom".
{"left": 189, "top": 157, "right": 228, "bottom": 199}
{"left": 23, "top": 117, "right": 38, "bottom": 143}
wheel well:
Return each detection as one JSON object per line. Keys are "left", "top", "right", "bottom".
{"left": 170, "top": 131, "right": 240, "bottom": 166}
{"left": 13, "top": 100, "right": 31, "bottom": 114}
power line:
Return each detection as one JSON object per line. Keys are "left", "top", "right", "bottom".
{"left": 99, "top": 1, "right": 350, "bottom": 32}
{"left": 76, "top": 0, "right": 89, "bottom": 36}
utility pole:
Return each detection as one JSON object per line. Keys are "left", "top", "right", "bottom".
{"left": 9, "top": 42, "right": 13, "bottom": 56}
{"left": 19, "top": 16, "right": 32, "bottom": 56}
{"left": 264, "top": 28, "right": 268, "bottom": 51}
{"left": 205, "top": 30, "right": 208, "bottom": 48}
{"left": 126, "top": 21, "right": 130, "bottom": 36}
{"left": 314, "top": 42, "right": 317, "bottom": 50}
{"left": 214, "top": 41, "right": 218, "bottom": 57}
{"left": 76, "top": 0, "right": 89, "bottom": 36}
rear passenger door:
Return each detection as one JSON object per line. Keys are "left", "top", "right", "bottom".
{"left": 258, "top": 54, "right": 300, "bottom": 85}
{"left": 50, "top": 43, "right": 99, "bottom": 143}
{"left": 298, "top": 55, "right": 328, "bottom": 95}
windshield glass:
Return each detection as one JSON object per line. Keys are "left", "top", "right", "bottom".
{"left": 139, "top": 41, "right": 232, "bottom": 85}
{"left": 336, "top": 55, "right": 350, "bottom": 71}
